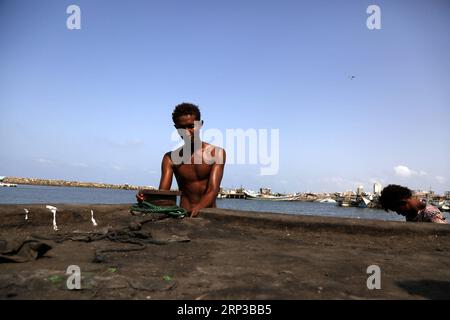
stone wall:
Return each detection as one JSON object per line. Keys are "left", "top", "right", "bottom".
{"left": 2, "top": 176, "right": 154, "bottom": 190}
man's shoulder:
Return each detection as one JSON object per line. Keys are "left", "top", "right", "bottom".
{"left": 163, "top": 151, "right": 177, "bottom": 162}
{"left": 203, "top": 143, "right": 225, "bottom": 153}
{"left": 420, "top": 204, "right": 447, "bottom": 223}
{"left": 424, "top": 204, "right": 442, "bottom": 214}
{"left": 204, "top": 143, "right": 226, "bottom": 161}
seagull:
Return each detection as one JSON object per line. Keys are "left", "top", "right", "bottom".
{"left": 90, "top": 210, "right": 98, "bottom": 227}
{"left": 46, "top": 205, "right": 58, "bottom": 231}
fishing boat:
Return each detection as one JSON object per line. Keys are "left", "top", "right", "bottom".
{"left": 250, "top": 194, "right": 301, "bottom": 201}
{"left": 438, "top": 201, "right": 450, "bottom": 212}
{"left": 337, "top": 196, "right": 362, "bottom": 207}
{"left": 337, "top": 197, "right": 352, "bottom": 207}
{"left": 337, "top": 199, "right": 351, "bottom": 207}
{"left": 243, "top": 189, "right": 300, "bottom": 201}
{"left": 358, "top": 197, "right": 371, "bottom": 208}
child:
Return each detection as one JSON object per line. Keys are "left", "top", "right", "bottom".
{"left": 379, "top": 184, "right": 447, "bottom": 224}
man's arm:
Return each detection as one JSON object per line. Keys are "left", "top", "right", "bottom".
{"left": 190, "top": 149, "right": 226, "bottom": 217}
{"left": 159, "top": 152, "right": 173, "bottom": 190}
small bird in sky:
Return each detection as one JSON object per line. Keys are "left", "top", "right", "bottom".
{"left": 349, "top": 75, "right": 356, "bottom": 80}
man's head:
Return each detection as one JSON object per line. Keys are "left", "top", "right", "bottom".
{"left": 379, "top": 184, "right": 415, "bottom": 216}
{"left": 172, "top": 103, "right": 203, "bottom": 141}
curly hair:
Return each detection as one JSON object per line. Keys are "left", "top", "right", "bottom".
{"left": 172, "top": 103, "right": 201, "bottom": 123}
{"left": 379, "top": 184, "right": 412, "bottom": 212}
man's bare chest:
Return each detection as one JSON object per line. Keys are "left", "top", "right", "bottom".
{"left": 173, "top": 163, "right": 212, "bottom": 181}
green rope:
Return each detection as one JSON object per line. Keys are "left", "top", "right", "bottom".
{"left": 129, "top": 201, "right": 187, "bottom": 218}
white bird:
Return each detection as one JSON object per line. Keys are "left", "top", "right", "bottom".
{"left": 90, "top": 210, "right": 98, "bottom": 227}
{"left": 24, "top": 208, "right": 29, "bottom": 220}
{"left": 46, "top": 205, "right": 58, "bottom": 231}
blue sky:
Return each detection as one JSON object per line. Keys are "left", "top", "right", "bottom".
{"left": 1, "top": 0, "right": 449, "bottom": 193}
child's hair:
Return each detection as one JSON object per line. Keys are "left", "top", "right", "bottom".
{"left": 172, "top": 103, "right": 201, "bottom": 123}
{"left": 379, "top": 184, "right": 412, "bottom": 212}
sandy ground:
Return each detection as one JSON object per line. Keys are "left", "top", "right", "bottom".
{"left": 0, "top": 204, "right": 449, "bottom": 300}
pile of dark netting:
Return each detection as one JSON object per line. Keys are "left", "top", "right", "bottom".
{"left": 1, "top": 213, "right": 189, "bottom": 264}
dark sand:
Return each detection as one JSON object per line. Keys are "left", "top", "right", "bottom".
{"left": 1, "top": 204, "right": 449, "bottom": 299}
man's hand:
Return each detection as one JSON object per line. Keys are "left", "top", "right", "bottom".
{"left": 190, "top": 205, "right": 201, "bottom": 218}
{"left": 136, "top": 192, "right": 145, "bottom": 203}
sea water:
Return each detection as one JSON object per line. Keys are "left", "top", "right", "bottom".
{"left": 1, "top": 184, "right": 446, "bottom": 222}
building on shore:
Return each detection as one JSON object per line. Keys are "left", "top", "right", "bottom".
{"left": 373, "top": 182, "right": 382, "bottom": 195}
{"left": 356, "top": 186, "right": 365, "bottom": 196}
{"left": 413, "top": 190, "right": 435, "bottom": 200}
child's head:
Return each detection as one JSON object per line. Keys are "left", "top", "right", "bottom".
{"left": 379, "top": 184, "right": 415, "bottom": 216}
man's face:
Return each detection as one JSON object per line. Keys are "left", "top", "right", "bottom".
{"left": 393, "top": 198, "right": 415, "bottom": 217}
{"left": 174, "top": 114, "right": 202, "bottom": 142}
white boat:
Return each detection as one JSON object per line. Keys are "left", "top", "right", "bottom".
{"left": 337, "top": 198, "right": 352, "bottom": 207}
{"left": 251, "top": 195, "right": 301, "bottom": 201}
{"left": 437, "top": 201, "right": 450, "bottom": 212}
{"left": 243, "top": 189, "right": 300, "bottom": 201}
{"left": 0, "top": 182, "right": 17, "bottom": 187}
{"left": 318, "top": 198, "right": 337, "bottom": 203}
{"left": 243, "top": 189, "right": 260, "bottom": 198}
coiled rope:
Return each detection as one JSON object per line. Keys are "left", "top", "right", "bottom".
{"left": 129, "top": 201, "right": 187, "bottom": 218}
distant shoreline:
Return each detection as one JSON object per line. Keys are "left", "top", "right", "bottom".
{"left": 1, "top": 177, "right": 155, "bottom": 191}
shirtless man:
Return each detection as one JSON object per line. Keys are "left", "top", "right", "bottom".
{"left": 139, "top": 103, "right": 226, "bottom": 217}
